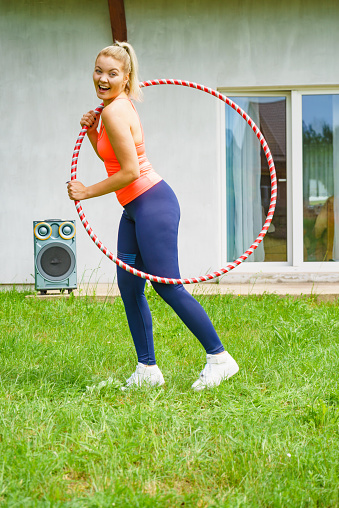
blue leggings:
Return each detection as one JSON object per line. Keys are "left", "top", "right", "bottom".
{"left": 117, "top": 180, "right": 225, "bottom": 365}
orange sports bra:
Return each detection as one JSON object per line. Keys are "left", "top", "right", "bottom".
{"left": 96, "top": 98, "right": 162, "bottom": 206}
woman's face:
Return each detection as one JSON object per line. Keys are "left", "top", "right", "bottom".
{"left": 93, "top": 55, "right": 129, "bottom": 105}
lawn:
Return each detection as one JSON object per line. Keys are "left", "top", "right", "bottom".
{"left": 0, "top": 288, "right": 338, "bottom": 507}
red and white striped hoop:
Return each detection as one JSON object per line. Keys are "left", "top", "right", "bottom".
{"left": 71, "top": 79, "right": 277, "bottom": 285}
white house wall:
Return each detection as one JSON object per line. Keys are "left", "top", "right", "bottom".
{"left": 1, "top": 0, "right": 338, "bottom": 284}
{"left": 0, "top": 0, "right": 120, "bottom": 285}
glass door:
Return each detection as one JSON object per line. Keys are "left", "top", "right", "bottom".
{"left": 225, "top": 96, "right": 287, "bottom": 263}
{"left": 302, "top": 94, "right": 339, "bottom": 262}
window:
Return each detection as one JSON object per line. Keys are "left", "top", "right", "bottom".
{"left": 225, "top": 96, "right": 287, "bottom": 262}
{"left": 223, "top": 89, "right": 339, "bottom": 271}
{"left": 302, "top": 94, "right": 339, "bottom": 262}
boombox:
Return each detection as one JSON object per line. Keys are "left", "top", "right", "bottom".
{"left": 33, "top": 219, "right": 77, "bottom": 294}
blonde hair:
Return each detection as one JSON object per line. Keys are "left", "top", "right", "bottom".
{"left": 96, "top": 41, "right": 142, "bottom": 101}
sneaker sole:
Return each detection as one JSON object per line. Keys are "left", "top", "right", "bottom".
{"left": 121, "top": 380, "right": 165, "bottom": 391}
{"left": 192, "top": 362, "right": 239, "bottom": 391}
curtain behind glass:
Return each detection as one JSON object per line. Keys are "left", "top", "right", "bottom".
{"left": 226, "top": 99, "right": 264, "bottom": 262}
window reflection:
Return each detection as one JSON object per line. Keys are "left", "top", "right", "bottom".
{"left": 302, "top": 94, "right": 339, "bottom": 261}
{"left": 226, "top": 97, "right": 287, "bottom": 262}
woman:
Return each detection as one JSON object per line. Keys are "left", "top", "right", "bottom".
{"left": 68, "top": 41, "right": 239, "bottom": 391}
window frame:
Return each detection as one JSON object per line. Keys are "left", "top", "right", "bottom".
{"left": 218, "top": 86, "right": 339, "bottom": 275}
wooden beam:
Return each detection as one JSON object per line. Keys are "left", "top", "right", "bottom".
{"left": 107, "top": 0, "right": 127, "bottom": 42}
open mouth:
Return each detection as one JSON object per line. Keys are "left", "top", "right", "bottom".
{"left": 98, "top": 85, "right": 110, "bottom": 92}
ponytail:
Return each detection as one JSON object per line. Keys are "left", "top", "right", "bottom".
{"left": 96, "top": 41, "right": 142, "bottom": 101}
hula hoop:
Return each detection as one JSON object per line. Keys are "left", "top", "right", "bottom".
{"left": 71, "top": 79, "right": 277, "bottom": 285}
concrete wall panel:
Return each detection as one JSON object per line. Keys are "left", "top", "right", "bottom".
{"left": 1, "top": 0, "right": 338, "bottom": 283}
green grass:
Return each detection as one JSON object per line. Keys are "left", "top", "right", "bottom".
{"left": 0, "top": 288, "right": 338, "bottom": 507}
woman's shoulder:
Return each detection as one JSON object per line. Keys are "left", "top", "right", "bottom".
{"left": 105, "top": 96, "right": 133, "bottom": 111}
{"left": 102, "top": 97, "right": 135, "bottom": 122}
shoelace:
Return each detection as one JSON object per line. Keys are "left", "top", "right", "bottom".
{"left": 199, "top": 363, "right": 213, "bottom": 380}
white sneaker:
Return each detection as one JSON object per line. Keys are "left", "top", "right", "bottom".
{"left": 192, "top": 351, "right": 239, "bottom": 391}
{"left": 121, "top": 363, "right": 165, "bottom": 391}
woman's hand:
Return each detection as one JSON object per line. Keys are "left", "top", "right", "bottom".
{"left": 80, "top": 110, "right": 100, "bottom": 133}
{"left": 67, "top": 180, "right": 88, "bottom": 201}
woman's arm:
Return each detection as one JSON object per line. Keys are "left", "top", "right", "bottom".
{"left": 68, "top": 101, "right": 140, "bottom": 201}
{"left": 87, "top": 130, "right": 103, "bottom": 161}
{"left": 80, "top": 110, "right": 103, "bottom": 161}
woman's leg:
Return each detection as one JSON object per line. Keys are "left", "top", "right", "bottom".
{"left": 128, "top": 181, "right": 225, "bottom": 355}
{"left": 117, "top": 210, "right": 156, "bottom": 365}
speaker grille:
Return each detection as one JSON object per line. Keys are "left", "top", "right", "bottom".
{"left": 36, "top": 242, "right": 76, "bottom": 281}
